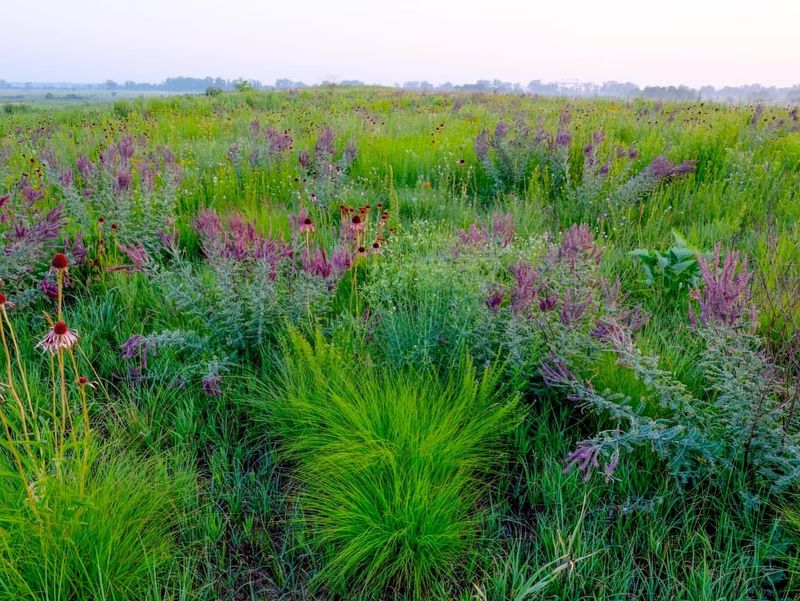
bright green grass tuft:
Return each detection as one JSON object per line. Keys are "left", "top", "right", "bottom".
{"left": 0, "top": 446, "right": 195, "bottom": 601}
{"left": 254, "top": 331, "right": 520, "bottom": 598}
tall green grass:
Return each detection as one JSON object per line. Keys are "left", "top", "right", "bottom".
{"left": 0, "top": 446, "right": 195, "bottom": 601}
{"left": 251, "top": 331, "right": 519, "bottom": 598}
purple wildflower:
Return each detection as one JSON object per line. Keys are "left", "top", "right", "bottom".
{"left": 343, "top": 139, "right": 358, "bottom": 164}
{"left": 314, "top": 127, "right": 336, "bottom": 161}
{"left": 109, "top": 242, "right": 151, "bottom": 273}
{"left": 302, "top": 248, "right": 333, "bottom": 279}
{"left": 117, "top": 135, "right": 135, "bottom": 160}
{"left": 158, "top": 226, "right": 179, "bottom": 253}
{"left": 21, "top": 184, "right": 45, "bottom": 206}
{"left": 65, "top": 233, "right": 88, "bottom": 266}
{"left": 538, "top": 291, "right": 558, "bottom": 312}
{"left": 540, "top": 354, "right": 576, "bottom": 387}
{"left": 39, "top": 276, "right": 59, "bottom": 299}
{"left": 58, "top": 168, "right": 74, "bottom": 187}
{"left": 643, "top": 156, "right": 696, "bottom": 181}
{"left": 195, "top": 209, "right": 223, "bottom": 239}
{"left": 227, "top": 143, "right": 241, "bottom": 163}
{"left": 115, "top": 169, "right": 132, "bottom": 192}
{"left": 509, "top": 260, "right": 539, "bottom": 315}
{"left": 458, "top": 223, "right": 489, "bottom": 247}
{"left": 484, "top": 287, "right": 504, "bottom": 313}
{"left": 591, "top": 318, "right": 632, "bottom": 349}
{"left": 474, "top": 130, "right": 489, "bottom": 162}
{"left": 266, "top": 127, "right": 293, "bottom": 154}
{"left": 555, "top": 130, "right": 572, "bottom": 147}
{"left": 120, "top": 334, "right": 156, "bottom": 369}
{"left": 689, "top": 244, "right": 754, "bottom": 328}
{"left": 558, "top": 224, "right": 604, "bottom": 264}
{"left": 564, "top": 438, "right": 602, "bottom": 481}
{"left": 560, "top": 289, "right": 593, "bottom": 326}
{"left": 298, "top": 150, "right": 311, "bottom": 169}
{"left": 331, "top": 246, "right": 352, "bottom": 275}
{"left": 202, "top": 370, "right": 222, "bottom": 397}
{"left": 76, "top": 155, "right": 93, "bottom": 179}
{"left": 491, "top": 212, "right": 515, "bottom": 245}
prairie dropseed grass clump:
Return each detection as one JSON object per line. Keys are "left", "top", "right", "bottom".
{"left": 254, "top": 332, "right": 520, "bottom": 597}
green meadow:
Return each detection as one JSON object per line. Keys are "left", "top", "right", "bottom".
{"left": 0, "top": 87, "right": 799, "bottom": 599}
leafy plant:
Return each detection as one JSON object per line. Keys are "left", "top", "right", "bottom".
{"left": 630, "top": 230, "right": 701, "bottom": 296}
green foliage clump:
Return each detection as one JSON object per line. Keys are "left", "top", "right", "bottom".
{"left": 255, "top": 331, "right": 519, "bottom": 598}
{"left": 631, "top": 230, "right": 701, "bottom": 296}
{"left": 0, "top": 449, "right": 195, "bottom": 601}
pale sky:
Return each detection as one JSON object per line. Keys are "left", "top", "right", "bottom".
{"left": 2, "top": 0, "right": 799, "bottom": 88}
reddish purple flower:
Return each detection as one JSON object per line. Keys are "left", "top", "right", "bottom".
{"left": 39, "top": 276, "right": 59, "bottom": 299}
{"left": 491, "top": 212, "right": 515, "bottom": 245}
{"left": 484, "top": 287, "right": 504, "bottom": 313}
{"left": 202, "top": 370, "right": 222, "bottom": 397}
{"left": 689, "top": 244, "right": 754, "bottom": 328}
{"left": 558, "top": 224, "right": 604, "bottom": 264}
{"left": 65, "top": 233, "right": 88, "bottom": 266}
{"left": 194, "top": 209, "right": 223, "bottom": 239}
{"left": 120, "top": 334, "right": 156, "bottom": 369}
{"left": 540, "top": 354, "right": 576, "bottom": 387}
{"left": 331, "top": 246, "right": 352, "bottom": 275}
{"left": 538, "top": 291, "right": 558, "bottom": 312}
{"left": 114, "top": 169, "right": 132, "bottom": 192}
{"left": 509, "top": 260, "right": 539, "bottom": 315}
{"left": 109, "top": 242, "right": 151, "bottom": 273}
{"left": 643, "top": 156, "right": 696, "bottom": 181}
{"left": 76, "top": 155, "right": 94, "bottom": 179}
{"left": 560, "top": 289, "right": 593, "bottom": 326}
{"left": 302, "top": 248, "right": 333, "bottom": 279}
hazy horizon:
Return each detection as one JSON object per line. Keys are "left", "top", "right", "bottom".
{"left": 3, "top": 0, "right": 799, "bottom": 88}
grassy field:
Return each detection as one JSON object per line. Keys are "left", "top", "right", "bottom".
{"left": 0, "top": 87, "right": 799, "bottom": 600}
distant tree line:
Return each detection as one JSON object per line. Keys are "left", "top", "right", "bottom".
{"left": 400, "top": 79, "right": 800, "bottom": 103}
{"left": 2, "top": 76, "right": 799, "bottom": 103}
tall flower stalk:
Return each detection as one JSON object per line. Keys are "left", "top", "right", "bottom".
{"left": 0, "top": 253, "right": 94, "bottom": 506}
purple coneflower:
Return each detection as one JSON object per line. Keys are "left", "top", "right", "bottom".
{"left": 37, "top": 321, "right": 78, "bottom": 354}
{"left": 351, "top": 214, "right": 365, "bottom": 245}
{"left": 299, "top": 217, "right": 315, "bottom": 234}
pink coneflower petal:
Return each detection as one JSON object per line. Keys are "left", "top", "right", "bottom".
{"left": 37, "top": 321, "right": 79, "bottom": 354}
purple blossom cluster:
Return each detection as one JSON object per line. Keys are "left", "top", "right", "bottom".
{"left": 689, "top": 244, "right": 755, "bottom": 328}
{"left": 297, "top": 127, "right": 358, "bottom": 207}
{"left": 564, "top": 438, "right": 620, "bottom": 482}
{"left": 239, "top": 120, "right": 294, "bottom": 166}
{"left": 194, "top": 209, "right": 293, "bottom": 269}
{"left": 643, "top": 156, "right": 697, "bottom": 181}
{"left": 455, "top": 212, "right": 515, "bottom": 251}
{"left": 556, "top": 224, "right": 605, "bottom": 265}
